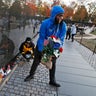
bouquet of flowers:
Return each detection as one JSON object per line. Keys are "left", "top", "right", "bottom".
{"left": 41, "top": 35, "right": 63, "bottom": 69}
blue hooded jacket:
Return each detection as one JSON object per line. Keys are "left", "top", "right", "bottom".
{"left": 37, "top": 5, "right": 67, "bottom": 52}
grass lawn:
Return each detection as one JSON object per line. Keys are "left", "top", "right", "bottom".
{"left": 75, "top": 32, "right": 96, "bottom": 53}
{"left": 91, "top": 30, "right": 96, "bottom": 35}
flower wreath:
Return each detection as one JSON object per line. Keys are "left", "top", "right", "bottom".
{"left": 41, "top": 35, "right": 63, "bottom": 69}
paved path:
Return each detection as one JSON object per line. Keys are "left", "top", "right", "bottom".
{"left": 0, "top": 32, "right": 96, "bottom": 96}
{"left": 56, "top": 40, "right": 96, "bottom": 96}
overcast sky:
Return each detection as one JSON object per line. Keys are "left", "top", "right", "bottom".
{"left": 42, "top": 0, "right": 96, "bottom": 6}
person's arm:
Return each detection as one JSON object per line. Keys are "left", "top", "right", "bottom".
{"left": 31, "top": 42, "right": 35, "bottom": 52}
{"left": 37, "top": 21, "right": 47, "bottom": 52}
{"left": 59, "top": 22, "right": 67, "bottom": 47}
{"left": 29, "top": 42, "right": 35, "bottom": 54}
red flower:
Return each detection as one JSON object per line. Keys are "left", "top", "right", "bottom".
{"left": 50, "top": 35, "right": 57, "bottom": 39}
{"left": 2, "top": 67, "right": 5, "bottom": 71}
{"left": 59, "top": 47, "right": 63, "bottom": 53}
{"left": 44, "top": 40, "right": 49, "bottom": 46}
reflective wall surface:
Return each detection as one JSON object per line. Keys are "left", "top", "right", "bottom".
{"left": 0, "top": 24, "right": 37, "bottom": 68}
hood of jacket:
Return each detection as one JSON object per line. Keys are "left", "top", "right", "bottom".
{"left": 50, "top": 5, "right": 64, "bottom": 22}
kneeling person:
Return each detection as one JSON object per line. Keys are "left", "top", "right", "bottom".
{"left": 19, "top": 37, "right": 35, "bottom": 62}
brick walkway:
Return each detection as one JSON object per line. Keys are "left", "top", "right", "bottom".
{"left": 0, "top": 62, "right": 57, "bottom": 96}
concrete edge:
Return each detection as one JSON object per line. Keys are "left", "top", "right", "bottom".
{"left": 0, "top": 64, "right": 18, "bottom": 91}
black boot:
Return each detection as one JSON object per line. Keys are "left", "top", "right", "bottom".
{"left": 49, "top": 57, "right": 60, "bottom": 87}
{"left": 24, "top": 75, "right": 33, "bottom": 82}
{"left": 49, "top": 81, "right": 61, "bottom": 87}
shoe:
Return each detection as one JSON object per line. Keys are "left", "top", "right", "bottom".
{"left": 49, "top": 81, "right": 61, "bottom": 87}
{"left": 24, "top": 75, "right": 33, "bottom": 82}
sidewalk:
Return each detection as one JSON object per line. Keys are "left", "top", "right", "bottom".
{"left": 0, "top": 35, "right": 96, "bottom": 96}
{"left": 56, "top": 40, "right": 96, "bottom": 96}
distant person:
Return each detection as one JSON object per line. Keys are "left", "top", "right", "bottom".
{"left": 22, "top": 19, "right": 26, "bottom": 30}
{"left": 66, "top": 25, "right": 71, "bottom": 40}
{"left": 17, "top": 21, "right": 21, "bottom": 29}
{"left": 71, "top": 23, "right": 76, "bottom": 42}
{"left": 19, "top": 37, "right": 35, "bottom": 62}
{"left": 33, "top": 25, "right": 36, "bottom": 33}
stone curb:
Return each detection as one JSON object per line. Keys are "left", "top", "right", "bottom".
{"left": 0, "top": 64, "right": 18, "bottom": 91}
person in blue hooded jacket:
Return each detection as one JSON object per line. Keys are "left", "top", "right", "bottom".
{"left": 24, "top": 5, "right": 67, "bottom": 87}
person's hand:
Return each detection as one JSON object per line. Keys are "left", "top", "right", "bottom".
{"left": 21, "top": 52, "right": 25, "bottom": 54}
{"left": 59, "top": 47, "right": 63, "bottom": 53}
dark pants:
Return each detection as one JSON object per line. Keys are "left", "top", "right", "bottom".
{"left": 71, "top": 34, "right": 76, "bottom": 42}
{"left": 66, "top": 32, "right": 71, "bottom": 40}
{"left": 29, "top": 46, "right": 57, "bottom": 82}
